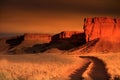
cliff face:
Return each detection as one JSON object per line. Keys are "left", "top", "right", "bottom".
{"left": 84, "top": 17, "right": 120, "bottom": 42}
{"left": 52, "top": 31, "right": 82, "bottom": 41}
{"left": 59, "top": 31, "right": 82, "bottom": 38}
{"left": 24, "top": 31, "right": 85, "bottom": 44}
{"left": 24, "top": 33, "right": 51, "bottom": 43}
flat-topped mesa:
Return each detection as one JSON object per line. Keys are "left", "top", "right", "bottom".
{"left": 24, "top": 33, "right": 51, "bottom": 43}
{"left": 59, "top": 31, "right": 82, "bottom": 38}
{"left": 84, "top": 17, "right": 120, "bottom": 42}
{"left": 52, "top": 31, "right": 83, "bottom": 41}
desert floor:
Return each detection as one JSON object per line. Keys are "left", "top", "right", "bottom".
{"left": 0, "top": 52, "right": 120, "bottom": 80}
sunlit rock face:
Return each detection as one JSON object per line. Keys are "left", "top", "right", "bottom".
{"left": 59, "top": 31, "right": 82, "bottom": 38}
{"left": 52, "top": 31, "right": 86, "bottom": 46}
{"left": 24, "top": 33, "right": 51, "bottom": 43}
{"left": 84, "top": 17, "right": 120, "bottom": 42}
{"left": 51, "top": 31, "right": 84, "bottom": 42}
{"left": 24, "top": 31, "right": 85, "bottom": 45}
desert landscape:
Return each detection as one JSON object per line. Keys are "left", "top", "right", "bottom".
{"left": 1, "top": 0, "right": 120, "bottom": 80}
{"left": 0, "top": 17, "right": 120, "bottom": 80}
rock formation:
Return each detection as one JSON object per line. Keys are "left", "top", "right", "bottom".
{"left": 50, "top": 31, "right": 86, "bottom": 50}
{"left": 24, "top": 33, "right": 51, "bottom": 43}
{"left": 83, "top": 17, "right": 120, "bottom": 52}
{"left": 52, "top": 31, "right": 82, "bottom": 41}
{"left": 59, "top": 31, "right": 82, "bottom": 38}
{"left": 84, "top": 17, "right": 120, "bottom": 42}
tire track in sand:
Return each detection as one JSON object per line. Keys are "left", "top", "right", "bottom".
{"left": 70, "top": 56, "right": 110, "bottom": 80}
{"left": 69, "top": 61, "right": 91, "bottom": 80}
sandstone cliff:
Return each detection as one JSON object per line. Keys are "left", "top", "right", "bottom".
{"left": 52, "top": 31, "right": 82, "bottom": 41}
{"left": 24, "top": 33, "right": 51, "bottom": 43}
{"left": 59, "top": 31, "right": 82, "bottom": 38}
{"left": 84, "top": 17, "right": 120, "bottom": 42}
{"left": 83, "top": 17, "right": 120, "bottom": 52}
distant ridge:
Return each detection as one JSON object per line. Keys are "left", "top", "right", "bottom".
{"left": 0, "top": 33, "right": 23, "bottom": 38}
{"left": 0, "top": 31, "right": 86, "bottom": 54}
{"left": 1, "top": 17, "right": 120, "bottom": 54}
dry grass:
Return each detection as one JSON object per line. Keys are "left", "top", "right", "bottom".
{"left": 0, "top": 54, "right": 87, "bottom": 80}
{"left": 82, "top": 52, "right": 120, "bottom": 80}
{"left": 1, "top": 51, "right": 119, "bottom": 80}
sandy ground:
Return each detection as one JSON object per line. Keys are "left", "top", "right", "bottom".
{"left": 82, "top": 52, "right": 120, "bottom": 80}
{"left": 0, "top": 52, "right": 120, "bottom": 80}
{"left": 0, "top": 54, "right": 89, "bottom": 80}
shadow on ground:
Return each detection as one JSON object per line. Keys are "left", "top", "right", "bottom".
{"left": 24, "top": 33, "right": 86, "bottom": 53}
{"left": 69, "top": 56, "right": 110, "bottom": 80}
{"left": 69, "top": 62, "right": 91, "bottom": 80}
{"left": 6, "top": 36, "right": 24, "bottom": 49}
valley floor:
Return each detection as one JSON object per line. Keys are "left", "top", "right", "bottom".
{"left": 0, "top": 52, "right": 120, "bottom": 80}
{"left": 0, "top": 54, "right": 88, "bottom": 80}
{"left": 82, "top": 52, "right": 120, "bottom": 80}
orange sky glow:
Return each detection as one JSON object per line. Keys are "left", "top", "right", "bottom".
{"left": 0, "top": 0, "right": 120, "bottom": 34}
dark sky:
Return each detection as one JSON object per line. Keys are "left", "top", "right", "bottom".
{"left": 0, "top": 0, "right": 120, "bottom": 33}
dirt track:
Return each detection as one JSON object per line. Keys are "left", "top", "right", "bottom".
{"left": 70, "top": 56, "right": 110, "bottom": 80}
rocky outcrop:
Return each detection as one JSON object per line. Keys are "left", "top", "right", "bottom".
{"left": 52, "top": 31, "right": 82, "bottom": 41}
{"left": 24, "top": 33, "right": 51, "bottom": 43}
{"left": 24, "top": 31, "right": 82, "bottom": 43}
{"left": 84, "top": 17, "right": 120, "bottom": 42}
{"left": 59, "top": 31, "right": 82, "bottom": 38}
{"left": 50, "top": 31, "right": 86, "bottom": 50}
{"left": 6, "top": 35, "right": 24, "bottom": 48}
